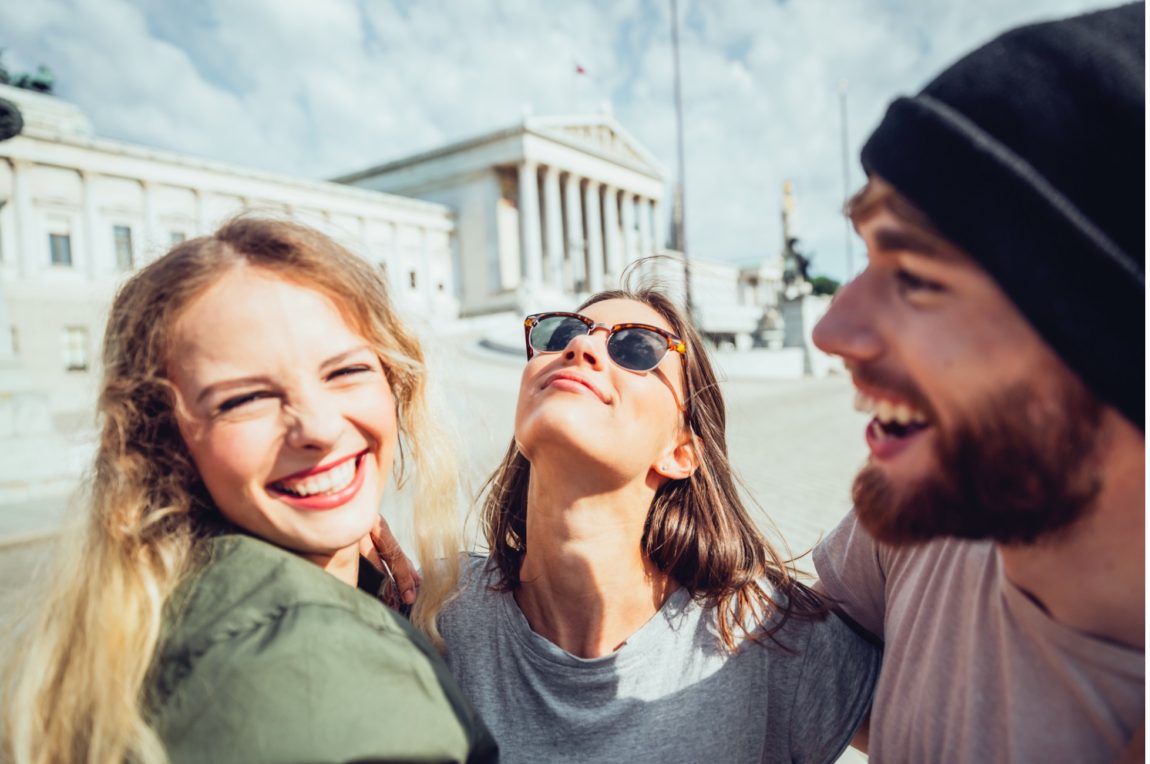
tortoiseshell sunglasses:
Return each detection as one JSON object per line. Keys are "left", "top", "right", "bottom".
{"left": 524, "top": 312, "right": 687, "bottom": 373}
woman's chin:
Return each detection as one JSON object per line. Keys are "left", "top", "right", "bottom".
{"left": 516, "top": 415, "right": 594, "bottom": 461}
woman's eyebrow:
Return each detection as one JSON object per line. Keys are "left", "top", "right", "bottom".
{"left": 319, "top": 345, "right": 374, "bottom": 371}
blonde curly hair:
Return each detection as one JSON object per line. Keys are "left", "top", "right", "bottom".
{"left": 1, "top": 217, "right": 461, "bottom": 764}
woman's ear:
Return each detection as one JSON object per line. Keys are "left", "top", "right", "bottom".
{"left": 653, "top": 433, "right": 700, "bottom": 481}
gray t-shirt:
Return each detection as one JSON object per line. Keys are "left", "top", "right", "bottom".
{"left": 438, "top": 555, "right": 879, "bottom": 763}
{"left": 814, "top": 510, "right": 1144, "bottom": 763}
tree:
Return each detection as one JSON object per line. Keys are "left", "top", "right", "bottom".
{"left": 809, "top": 275, "right": 841, "bottom": 296}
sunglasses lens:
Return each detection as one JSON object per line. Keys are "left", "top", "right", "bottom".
{"left": 530, "top": 315, "right": 588, "bottom": 353}
{"left": 607, "top": 327, "right": 667, "bottom": 371}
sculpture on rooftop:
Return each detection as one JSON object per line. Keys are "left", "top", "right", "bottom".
{"left": 0, "top": 50, "right": 55, "bottom": 95}
{"left": 0, "top": 97, "right": 22, "bottom": 142}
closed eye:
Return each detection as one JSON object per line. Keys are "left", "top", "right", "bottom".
{"left": 217, "top": 391, "right": 274, "bottom": 413}
{"left": 327, "top": 364, "right": 374, "bottom": 381}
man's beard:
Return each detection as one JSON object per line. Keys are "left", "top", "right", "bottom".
{"left": 853, "top": 375, "right": 1104, "bottom": 546}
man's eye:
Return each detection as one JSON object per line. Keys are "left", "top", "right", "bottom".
{"left": 895, "top": 269, "right": 944, "bottom": 294}
{"left": 217, "top": 392, "right": 271, "bottom": 413}
{"left": 328, "top": 365, "right": 373, "bottom": 381}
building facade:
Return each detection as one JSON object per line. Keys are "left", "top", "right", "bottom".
{"left": 337, "top": 115, "right": 668, "bottom": 316}
{"left": 0, "top": 83, "right": 456, "bottom": 417}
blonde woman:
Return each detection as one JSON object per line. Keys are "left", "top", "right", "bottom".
{"left": 1, "top": 219, "right": 495, "bottom": 763}
{"left": 435, "top": 288, "right": 879, "bottom": 762}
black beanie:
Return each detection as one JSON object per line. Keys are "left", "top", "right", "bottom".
{"left": 861, "top": 2, "right": 1145, "bottom": 430}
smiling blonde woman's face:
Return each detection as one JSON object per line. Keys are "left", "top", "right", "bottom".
{"left": 514, "top": 298, "right": 693, "bottom": 484}
{"left": 167, "top": 265, "right": 397, "bottom": 570}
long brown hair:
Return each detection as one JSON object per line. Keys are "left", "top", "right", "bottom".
{"left": 479, "top": 283, "right": 825, "bottom": 651}
{"left": 1, "top": 217, "right": 461, "bottom": 764}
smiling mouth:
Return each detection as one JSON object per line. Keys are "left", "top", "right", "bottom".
{"left": 854, "top": 390, "right": 932, "bottom": 440}
{"left": 268, "top": 452, "right": 364, "bottom": 498}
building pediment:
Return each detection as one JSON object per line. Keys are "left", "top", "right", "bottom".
{"left": 527, "top": 116, "right": 665, "bottom": 180}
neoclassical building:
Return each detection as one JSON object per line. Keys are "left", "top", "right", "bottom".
{"left": 0, "top": 83, "right": 456, "bottom": 417}
{"left": 336, "top": 115, "right": 668, "bottom": 315}
{"left": 0, "top": 85, "right": 805, "bottom": 427}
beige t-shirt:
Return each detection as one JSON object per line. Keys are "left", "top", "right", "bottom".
{"left": 814, "top": 510, "right": 1143, "bottom": 763}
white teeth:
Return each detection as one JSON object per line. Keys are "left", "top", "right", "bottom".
{"left": 876, "top": 399, "right": 895, "bottom": 422}
{"left": 853, "top": 389, "right": 930, "bottom": 426}
{"left": 275, "top": 457, "right": 358, "bottom": 497}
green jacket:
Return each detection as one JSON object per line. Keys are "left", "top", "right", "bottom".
{"left": 147, "top": 534, "right": 497, "bottom": 763}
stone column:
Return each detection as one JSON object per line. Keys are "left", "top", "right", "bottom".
{"left": 637, "top": 195, "right": 653, "bottom": 260}
{"left": 563, "top": 173, "right": 584, "bottom": 291}
{"left": 602, "top": 185, "right": 622, "bottom": 288}
{"left": 583, "top": 180, "right": 604, "bottom": 293}
{"left": 80, "top": 170, "right": 100, "bottom": 281}
{"left": 11, "top": 160, "right": 36, "bottom": 279}
{"left": 385, "top": 222, "right": 399, "bottom": 284}
{"left": 418, "top": 227, "right": 434, "bottom": 312}
{"left": 651, "top": 198, "right": 665, "bottom": 252}
{"left": 620, "top": 191, "right": 637, "bottom": 269}
{"left": 142, "top": 180, "right": 159, "bottom": 262}
{"left": 541, "top": 165, "right": 564, "bottom": 288}
{"left": 357, "top": 216, "right": 371, "bottom": 262}
{"left": 517, "top": 161, "right": 543, "bottom": 287}
{"left": 193, "top": 189, "right": 210, "bottom": 234}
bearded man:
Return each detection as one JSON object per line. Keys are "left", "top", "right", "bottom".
{"left": 811, "top": 4, "right": 1144, "bottom": 762}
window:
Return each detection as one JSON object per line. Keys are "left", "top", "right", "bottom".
{"left": 49, "top": 233, "right": 73, "bottom": 267}
{"left": 9, "top": 327, "right": 17, "bottom": 355}
{"left": 170, "top": 230, "right": 186, "bottom": 246}
{"left": 409, "top": 270, "right": 418, "bottom": 289}
{"left": 114, "top": 225, "right": 134, "bottom": 270}
{"left": 62, "top": 326, "right": 89, "bottom": 372}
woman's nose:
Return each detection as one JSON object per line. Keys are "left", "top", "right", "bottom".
{"left": 563, "top": 328, "right": 607, "bottom": 368}
{"left": 812, "top": 273, "right": 883, "bottom": 363}
{"left": 283, "top": 394, "right": 343, "bottom": 450}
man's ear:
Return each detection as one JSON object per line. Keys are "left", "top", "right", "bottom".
{"left": 653, "top": 433, "right": 700, "bottom": 481}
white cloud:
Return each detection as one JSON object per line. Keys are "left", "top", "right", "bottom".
{"left": 0, "top": 0, "right": 1118, "bottom": 280}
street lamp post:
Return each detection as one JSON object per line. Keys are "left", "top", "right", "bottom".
{"left": 838, "top": 79, "right": 854, "bottom": 279}
{"left": 670, "top": 0, "right": 694, "bottom": 323}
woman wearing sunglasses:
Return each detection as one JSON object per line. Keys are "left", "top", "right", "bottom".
{"left": 434, "top": 287, "right": 879, "bottom": 762}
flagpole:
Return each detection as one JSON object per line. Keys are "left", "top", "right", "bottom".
{"left": 669, "top": 0, "right": 694, "bottom": 324}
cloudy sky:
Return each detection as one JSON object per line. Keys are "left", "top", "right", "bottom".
{"left": 0, "top": 0, "right": 1117, "bottom": 281}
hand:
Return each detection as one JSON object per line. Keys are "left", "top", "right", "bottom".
{"left": 359, "top": 515, "right": 421, "bottom": 608}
